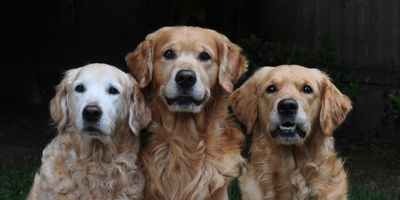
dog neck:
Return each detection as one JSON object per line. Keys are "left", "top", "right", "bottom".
{"left": 251, "top": 125, "right": 336, "bottom": 169}
{"left": 82, "top": 137, "right": 115, "bottom": 162}
{"left": 139, "top": 85, "right": 243, "bottom": 199}
{"left": 65, "top": 126, "right": 137, "bottom": 163}
{"left": 248, "top": 125, "right": 345, "bottom": 199}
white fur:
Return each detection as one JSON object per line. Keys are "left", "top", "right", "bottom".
{"left": 27, "top": 63, "right": 150, "bottom": 200}
{"left": 72, "top": 67, "right": 125, "bottom": 139}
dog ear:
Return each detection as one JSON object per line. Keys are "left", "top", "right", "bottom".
{"left": 50, "top": 78, "right": 68, "bottom": 130}
{"left": 319, "top": 77, "right": 352, "bottom": 136}
{"left": 125, "top": 34, "right": 155, "bottom": 89}
{"left": 50, "top": 69, "right": 79, "bottom": 131}
{"left": 218, "top": 35, "right": 247, "bottom": 93}
{"left": 229, "top": 74, "right": 261, "bottom": 134}
{"left": 128, "top": 76, "right": 152, "bottom": 136}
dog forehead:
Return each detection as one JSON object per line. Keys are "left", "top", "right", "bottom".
{"left": 265, "top": 65, "right": 322, "bottom": 86}
{"left": 155, "top": 27, "right": 219, "bottom": 53}
{"left": 74, "top": 64, "right": 128, "bottom": 87}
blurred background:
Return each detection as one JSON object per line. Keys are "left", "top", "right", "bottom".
{"left": 1, "top": 0, "right": 399, "bottom": 199}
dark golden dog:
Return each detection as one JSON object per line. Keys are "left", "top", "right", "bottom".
{"left": 230, "top": 65, "right": 351, "bottom": 199}
{"left": 126, "top": 26, "right": 247, "bottom": 199}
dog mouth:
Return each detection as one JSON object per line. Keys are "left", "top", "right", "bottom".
{"left": 83, "top": 126, "right": 104, "bottom": 136}
{"left": 165, "top": 96, "right": 204, "bottom": 106}
{"left": 271, "top": 122, "right": 306, "bottom": 138}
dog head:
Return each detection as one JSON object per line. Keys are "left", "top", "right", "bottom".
{"left": 230, "top": 65, "right": 352, "bottom": 145}
{"left": 50, "top": 63, "right": 151, "bottom": 140}
{"left": 126, "top": 26, "right": 246, "bottom": 113}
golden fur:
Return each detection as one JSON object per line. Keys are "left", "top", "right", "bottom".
{"left": 230, "top": 65, "right": 352, "bottom": 200}
{"left": 27, "top": 64, "right": 151, "bottom": 199}
{"left": 125, "top": 26, "right": 247, "bottom": 199}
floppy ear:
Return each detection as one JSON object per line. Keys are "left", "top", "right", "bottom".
{"left": 50, "top": 73, "right": 71, "bottom": 131}
{"left": 125, "top": 34, "right": 155, "bottom": 88}
{"left": 128, "top": 76, "right": 152, "bottom": 136}
{"left": 319, "top": 78, "right": 352, "bottom": 136}
{"left": 218, "top": 35, "right": 247, "bottom": 93}
{"left": 229, "top": 75, "right": 260, "bottom": 134}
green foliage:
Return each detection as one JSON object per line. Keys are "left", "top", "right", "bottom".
{"left": 240, "top": 35, "right": 308, "bottom": 71}
{"left": 389, "top": 94, "right": 400, "bottom": 106}
{"left": 349, "top": 186, "right": 394, "bottom": 200}
{"left": 0, "top": 159, "right": 40, "bottom": 200}
{"left": 312, "top": 32, "right": 337, "bottom": 68}
{"left": 227, "top": 179, "right": 392, "bottom": 200}
{"left": 241, "top": 33, "right": 400, "bottom": 125}
{"left": 383, "top": 84, "right": 400, "bottom": 126}
{"left": 228, "top": 177, "right": 241, "bottom": 200}
{"left": 239, "top": 33, "right": 363, "bottom": 101}
{"left": 310, "top": 34, "right": 363, "bottom": 100}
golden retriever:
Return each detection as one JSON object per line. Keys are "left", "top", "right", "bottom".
{"left": 125, "top": 26, "right": 247, "bottom": 199}
{"left": 27, "top": 63, "right": 151, "bottom": 199}
{"left": 230, "top": 65, "right": 352, "bottom": 200}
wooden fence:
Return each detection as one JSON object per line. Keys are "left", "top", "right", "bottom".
{"left": 244, "top": 0, "right": 400, "bottom": 136}
{"left": 249, "top": 0, "right": 400, "bottom": 72}
{"left": 2, "top": 0, "right": 399, "bottom": 135}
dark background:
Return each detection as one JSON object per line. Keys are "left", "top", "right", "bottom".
{"left": 2, "top": 0, "right": 400, "bottom": 152}
{"left": 2, "top": 0, "right": 400, "bottom": 138}
{"left": 1, "top": 0, "right": 399, "bottom": 197}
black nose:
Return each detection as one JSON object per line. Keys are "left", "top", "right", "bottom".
{"left": 83, "top": 106, "right": 102, "bottom": 122}
{"left": 175, "top": 70, "right": 197, "bottom": 88}
{"left": 277, "top": 98, "right": 298, "bottom": 116}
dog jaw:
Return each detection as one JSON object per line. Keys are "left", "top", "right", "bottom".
{"left": 163, "top": 70, "right": 210, "bottom": 113}
{"left": 268, "top": 105, "right": 310, "bottom": 145}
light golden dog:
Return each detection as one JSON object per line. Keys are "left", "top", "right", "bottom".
{"left": 230, "top": 65, "right": 352, "bottom": 199}
{"left": 27, "top": 63, "right": 151, "bottom": 199}
{"left": 125, "top": 26, "right": 247, "bottom": 199}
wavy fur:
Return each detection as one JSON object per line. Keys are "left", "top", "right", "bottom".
{"left": 27, "top": 64, "right": 151, "bottom": 200}
{"left": 126, "top": 26, "right": 247, "bottom": 199}
{"left": 230, "top": 65, "right": 351, "bottom": 200}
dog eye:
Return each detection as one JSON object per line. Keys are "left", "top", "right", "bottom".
{"left": 199, "top": 52, "right": 211, "bottom": 61}
{"left": 75, "top": 84, "right": 85, "bottom": 93}
{"left": 302, "top": 85, "right": 313, "bottom": 94}
{"left": 266, "top": 85, "right": 277, "bottom": 93}
{"left": 163, "top": 49, "right": 175, "bottom": 59}
{"left": 108, "top": 86, "right": 119, "bottom": 95}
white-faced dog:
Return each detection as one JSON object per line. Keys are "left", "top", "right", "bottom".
{"left": 27, "top": 63, "right": 151, "bottom": 199}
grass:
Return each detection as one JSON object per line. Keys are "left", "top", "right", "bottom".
{"left": 0, "top": 159, "right": 40, "bottom": 200}
{"left": 0, "top": 159, "right": 396, "bottom": 200}
{"left": 228, "top": 178, "right": 396, "bottom": 200}
{"left": 348, "top": 186, "right": 394, "bottom": 200}
{"left": 337, "top": 137, "right": 400, "bottom": 200}
{"left": 228, "top": 177, "right": 241, "bottom": 200}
